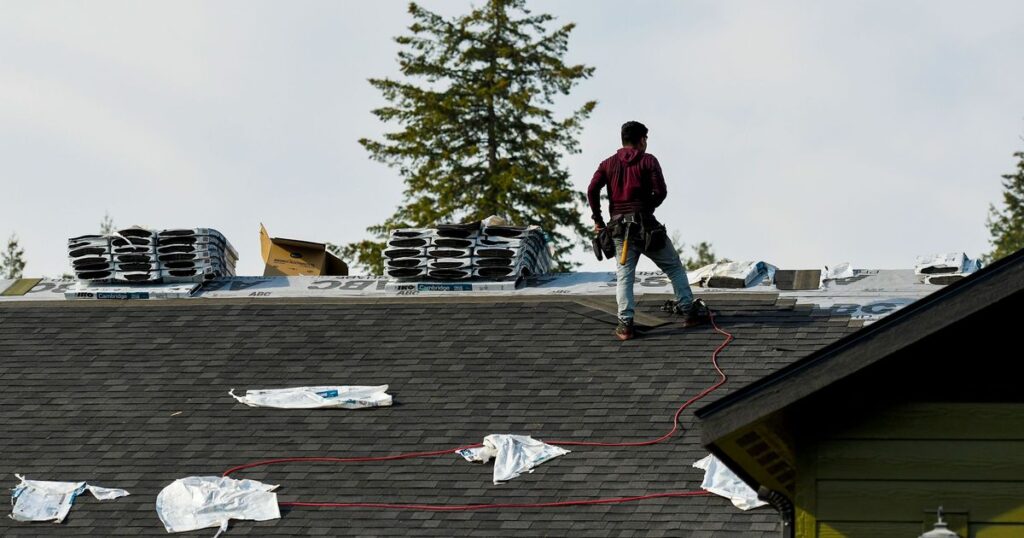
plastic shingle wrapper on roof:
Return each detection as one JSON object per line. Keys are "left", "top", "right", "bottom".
{"left": 156, "top": 476, "right": 279, "bottom": 536}
{"left": 457, "top": 434, "right": 570, "bottom": 484}
{"left": 9, "top": 474, "right": 129, "bottom": 523}
{"left": 229, "top": 385, "right": 392, "bottom": 409}
{"left": 822, "top": 262, "right": 855, "bottom": 281}
{"left": 690, "top": 261, "right": 776, "bottom": 288}
{"left": 914, "top": 252, "right": 983, "bottom": 276}
{"left": 692, "top": 455, "right": 767, "bottom": 511}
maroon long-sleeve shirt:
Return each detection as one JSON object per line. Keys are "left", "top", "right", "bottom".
{"left": 586, "top": 147, "right": 667, "bottom": 226}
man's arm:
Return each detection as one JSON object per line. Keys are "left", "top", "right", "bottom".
{"left": 649, "top": 155, "right": 667, "bottom": 208}
{"left": 587, "top": 162, "right": 608, "bottom": 228}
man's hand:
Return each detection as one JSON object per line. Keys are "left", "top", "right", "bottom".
{"left": 593, "top": 222, "right": 605, "bottom": 233}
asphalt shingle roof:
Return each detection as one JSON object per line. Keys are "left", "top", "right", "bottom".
{"left": 0, "top": 294, "right": 861, "bottom": 536}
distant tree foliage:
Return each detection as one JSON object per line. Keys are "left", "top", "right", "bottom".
{"left": 684, "top": 241, "right": 724, "bottom": 270}
{"left": 346, "top": 0, "right": 595, "bottom": 274}
{"left": 100, "top": 211, "right": 116, "bottom": 235}
{"left": 1, "top": 233, "right": 26, "bottom": 279}
{"left": 985, "top": 149, "right": 1024, "bottom": 263}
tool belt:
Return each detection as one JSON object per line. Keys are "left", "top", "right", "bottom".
{"left": 592, "top": 211, "right": 667, "bottom": 261}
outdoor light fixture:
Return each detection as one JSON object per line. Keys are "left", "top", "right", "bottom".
{"left": 917, "top": 507, "right": 960, "bottom": 538}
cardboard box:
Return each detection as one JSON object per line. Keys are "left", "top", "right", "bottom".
{"left": 259, "top": 224, "right": 349, "bottom": 277}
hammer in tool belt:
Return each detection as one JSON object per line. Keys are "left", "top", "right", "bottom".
{"left": 618, "top": 213, "right": 638, "bottom": 265}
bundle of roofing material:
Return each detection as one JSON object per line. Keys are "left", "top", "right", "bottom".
{"left": 773, "top": 269, "right": 822, "bottom": 291}
{"left": 424, "top": 223, "right": 480, "bottom": 280}
{"left": 383, "top": 221, "right": 551, "bottom": 281}
{"left": 383, "top": 229, "right": 435, "bottom": 280}
{"left": 690, "top": 261, "right": 776, "bottom": 288}
{"left": 473, "top": 223, "right": 551, "bottom": 280}
{"left": 111, "top": 227, "right": 160, "bottom": 283}
{"left": 67, "top": 235, "right": 114, "bottom": 282}
{"left": 157, "top": 228, "right": 238, "bottom": 283}
{"left": 9, "top": 474, "right": 130, "bottom": 523}
{"left": 67, "top": 227, "right": 237, "bottom": 284}
{"left": 914, "top": 252, "right": 983, "bottom": 285}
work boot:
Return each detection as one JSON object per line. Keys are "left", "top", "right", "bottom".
{"left": 615, "top": 318, "right": 635, "bottom": 341}
{"left": 679, "top": 298, "right": 712, "bottom": 327}
{"left": 663, "top": 298, "right": 712, "bottom": 328}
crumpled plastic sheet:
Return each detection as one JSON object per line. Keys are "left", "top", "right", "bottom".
{"left": 690, "top": 261, "right": 776, "bottom": 288}
{"left": 9, "top": 474, "right": 129, "bottom": 523}
{"left": 457, "top": 434, "right": 570, "bottom": 484}
{"left": 156, "top": 476, "right": 280, "bottom": 537}
{"left": 229, "top": 385, "right": 392, "bottom": 409}
{"left": 914, "top": 252, "right": 982, "bottom": 276}
{"left": 822, "top": 262, "right": 855, "bottom": 281}
{"left": 692, "top": 455, "right": 767, "bottom": 511}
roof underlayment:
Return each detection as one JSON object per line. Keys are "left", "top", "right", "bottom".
{"left": 1, "top": 268, "right": 941, "bottom": 323}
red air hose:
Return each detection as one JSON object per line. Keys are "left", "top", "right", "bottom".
{"left": 224, "top": 309, "right": 734, "bottom": 510}
{"left": 280, "top": 491, "right": 712, "bottom": 511}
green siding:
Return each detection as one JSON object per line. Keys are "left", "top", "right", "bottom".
{"left": 972, "top": 524, "right": 1024, "bottom": 538}
{"left": 816, "top": 440, "right": 1024, "bottom": 481}
{"left": 800, "top": 402, "right": 1024, "bottom": 538}
{"left": 817, "top": 522, "right": 920, "bottom": 538}
{"left": 816, "top": 480, "right": 1024, "bottom": 522}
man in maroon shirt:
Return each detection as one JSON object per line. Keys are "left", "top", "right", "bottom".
{"left": 588, "top": 121, "right": 709, "bottom": 340}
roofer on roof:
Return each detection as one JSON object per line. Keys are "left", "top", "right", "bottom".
{"left": 587, "top": 121, "right": 710, "bottom": 340}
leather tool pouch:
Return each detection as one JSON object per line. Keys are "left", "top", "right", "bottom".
{"left": 592, "top": 227, "right": 616, "bottom": 261}
{"left": 643, "top": 219, "right": 667, "bottom": 253}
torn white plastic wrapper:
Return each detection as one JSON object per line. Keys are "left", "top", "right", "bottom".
{"left": 690, "top": 261, "right": 775, "bottom": 288}
{"left": 229, "top": 385, "right": 392, "bottom": 409}
{"left": 692, "top": 455, "right": 767, "bottom": 511}
{"left": 914, "top": 252, "right": 982, "bottom": 276}
{"left": 9, "top": 474, "right": 129, "bottom": 523}
{"left": 156, "top": 476, "right": 280, "bottom": 536}
{"left": 822, "top": 262, "right": 855, "bottom": 281}
{"left": 457, "top": 434, "right": 569, "bottom": 484}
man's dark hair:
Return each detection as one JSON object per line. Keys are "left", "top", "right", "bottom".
{"left": 621, "top": 121, "right": 648, "bottom": 146}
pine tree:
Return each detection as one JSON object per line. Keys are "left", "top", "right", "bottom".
{"left": 985, "top": 149, "right": 1024, "bottom": 263}
{"left": 1, "top": 233, "right": 26, "bottom": 279}
{"left": 347, "top": 0, "right": 595, "bottom": 274}
{"left": 685, "top": 241, "right": 724, "bottom": 270}
{"left": 100, "top": 211, "right": 116, "bottom": 235}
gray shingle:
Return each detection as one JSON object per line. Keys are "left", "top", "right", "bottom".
{"left": 0, "top": 296, "right": 856, "bottom": 536}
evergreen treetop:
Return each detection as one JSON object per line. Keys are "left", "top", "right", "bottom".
{"left": 985, "top": 149, "right": 1024, "bottom": 262}
{"left": 345, "top": 0, "right": 595, "bottom": 274}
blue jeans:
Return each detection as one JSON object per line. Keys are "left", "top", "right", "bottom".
{"left": 613, "top": 234, "right": 694, "bottom": 321}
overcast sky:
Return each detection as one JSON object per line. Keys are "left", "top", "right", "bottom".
{"left": 2, "top": 0, "right": 1023, "bottom": 277}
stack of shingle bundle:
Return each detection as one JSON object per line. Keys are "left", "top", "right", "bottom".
{"left": 383, "top": 221, "right": 551, "bottom": 281}
{"left": 425, "top": 223, "right": 479, "bottom": 280}
{"left": 473, "top": 223, "right": 551, "bottom": 280}
{"left": 383, "top": 228, "right": 435, "bottom": 280}
{"left": 67, "top": 235, "right": 114, "bottom": 282}
{"left": 111, "top": 227, "right": 161, "bottom": 283}
{"left": 157, "top": 228, "right": 238, "bottom": 283}
{"left": 67, "top": 227, "right": 237, "bottom": 284}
